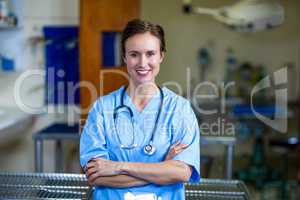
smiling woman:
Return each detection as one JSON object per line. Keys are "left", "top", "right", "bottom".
{"left": 121, "top": 19, "right": 166, "bottom": 101}
{"left": 80, "top": 19, "right": 200, "bottom": 200}
{"left": 124, "top": 32, "right": 163, "bottom": 88}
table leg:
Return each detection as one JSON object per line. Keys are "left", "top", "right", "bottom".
{"left": 226, "top": 144, "right": 234, "bottom": 179}
{"left": 55, "top": 140, "right": 64, "bottom": 172}
{"left": 35, "top": 139, "right": 43, "bottom": 172}
{"left": 55, "top": 140, "right": 63, "bottom": 172}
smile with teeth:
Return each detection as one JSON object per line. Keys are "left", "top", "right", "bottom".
{"left": 136, "top": 69, "right": 151, "bottom": 75}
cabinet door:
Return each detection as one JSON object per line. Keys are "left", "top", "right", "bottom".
{"left": 79, "top": 0, "right": 140, "bottom": 115}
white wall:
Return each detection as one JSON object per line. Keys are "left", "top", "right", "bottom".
{"left": 0, "top": 0, "right": 79, "bottom": 172}
{"left": 3, "top": 0, "right": 298, "bottom": 97}
{"left": 0, "top": 0, "right": 79, "bottom": 71}
{"left": 23, "top": 0, "right": 79, "bottom": 35}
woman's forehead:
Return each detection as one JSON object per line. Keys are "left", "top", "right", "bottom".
{"left": 125, "top": 32, "right": 160, "bottom": 51}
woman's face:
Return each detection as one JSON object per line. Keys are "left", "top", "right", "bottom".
{"left": 123, "top": 32, "right": 164, "bottom": 86}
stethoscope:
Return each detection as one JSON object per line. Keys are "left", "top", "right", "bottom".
{"left": 113, "top": 85, "right": 164, "bottom": 155}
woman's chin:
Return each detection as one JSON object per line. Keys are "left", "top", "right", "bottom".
{"left": 133, "top": 74, "right": 153, "bottom": 84}
{"left": 134, "top": 78, "right": 155, "bottom": 86}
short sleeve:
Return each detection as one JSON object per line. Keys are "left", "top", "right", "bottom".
{"left": 171, "top": 100, "right": 200, "bottom": 183}
{"left": 79, "top": 100, "right": 109, "bottom": 168}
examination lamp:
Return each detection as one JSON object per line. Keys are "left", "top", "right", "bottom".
{"left": 183, "top": 0, "right": 285, "bottom": 32}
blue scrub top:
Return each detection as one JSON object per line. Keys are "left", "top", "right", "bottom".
{"left": 80, "top": 86, "right": 200, "bottom": 200}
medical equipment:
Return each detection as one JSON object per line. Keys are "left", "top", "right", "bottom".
{"left": 198, "top": 47, "right": 211, "bottom": 82}
{"left": 113, "top": 85, "right": 164, "bottom": 155}
{"left": 183, "top": 0, "right": 284, "bottom": 32}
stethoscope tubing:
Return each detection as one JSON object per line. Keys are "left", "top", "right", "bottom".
{"left": 113, "top": 85, "right": 164, "bottom": 155}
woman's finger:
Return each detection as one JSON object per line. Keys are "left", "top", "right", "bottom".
{"left": 171, "top": 142, "right": 188, "bottom": 151}
{"left": 86, "top": 160, "right": 96, "bottom": 170}
{"left": 86, "top": 167, "right": 97, "bottom": 178}
{"left": 178, "top": 143, "right": 189, "bottom": 149}
{"left": 88, "top": 171, "right": 100, "bottom": 184}
{"left": 172, "top": 143, "right": 188, "bottom": 155}
{"left": 169, "top": 141, "right": 180, "bottom": 150}
{"left": 165, "top": 141, "right": 189, "bottom": 160}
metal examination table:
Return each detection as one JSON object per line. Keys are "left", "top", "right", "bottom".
{"left": 0, "top": 172, "right": 251, "bottom": 200}
{"left": 33, "top": 123, "right": 236, "bottom": 179}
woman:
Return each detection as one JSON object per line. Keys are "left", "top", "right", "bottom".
{"left": 80, "top": 19, "right": 200, "bottom": 200}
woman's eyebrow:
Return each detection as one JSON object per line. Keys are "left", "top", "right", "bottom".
{"left": 127, "top": 50, "right": 157, "bottom": 54}
{"left": 128, "top": 50, "right": 140, "bottom": 54}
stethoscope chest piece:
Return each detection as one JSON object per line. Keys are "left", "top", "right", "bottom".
{"left": 143, "top": 143, "right": 156, "bottom": 155}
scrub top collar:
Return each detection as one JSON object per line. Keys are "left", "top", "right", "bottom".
{"left": 121, "top": 85, "right": 165, "bottom": 118}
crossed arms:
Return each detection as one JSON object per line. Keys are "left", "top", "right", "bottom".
{"left": 84, "top": 141, "right": 192, "bottom": 188}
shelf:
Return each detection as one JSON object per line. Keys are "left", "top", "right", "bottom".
{"left": 0, "top": 24, "right": 21, "bottom": 30}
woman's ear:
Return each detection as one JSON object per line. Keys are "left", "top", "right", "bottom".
{"left": 123, "top": 56, "right": 127, "bottom": 64}
{"left": 159, "top": 52, "right": 165, "bottom": 63}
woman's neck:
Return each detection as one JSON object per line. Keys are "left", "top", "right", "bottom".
{"left": 127, "top": 81, "right": 159, "bottom": 111}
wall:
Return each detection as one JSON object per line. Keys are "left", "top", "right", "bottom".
{"left": 0, "top": 0, "right": 79, "bottom": 71}
{"left": 0, "top": 0, "right": 24, "bottom": 71}
{"left": 141, "top": 0, "right": 300, "bottom": 172}
{"left": 2, "top": 0, "right": 298, "bottom": 97}
{"left": 0, "top": 0, "right": 79, "bottom": 172}
{"left": 141, "top": 0, "right": 300, "bottom": 100}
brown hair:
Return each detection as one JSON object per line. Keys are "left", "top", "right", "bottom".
{"left": 121, "top": 19, "right": 166, "bottom": 56}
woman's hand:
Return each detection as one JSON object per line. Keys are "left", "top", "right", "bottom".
{"left": 164, "top": 141, "right": 188, "bottom": 160}
{"left": 85, "top": 158, "right": 123, "bottom": 185}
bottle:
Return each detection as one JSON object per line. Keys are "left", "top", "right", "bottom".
{"left": 224, "top": 48, "right": 238, "bottom": 97}
{"left": 0, "top": 53, "right": 2, "bottom": 70}
{"left": 0, "top": 0, "right": 9, "bottom": 25}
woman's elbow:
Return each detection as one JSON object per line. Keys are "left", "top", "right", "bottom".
{"left": 170, "top": 162, "right": 192, "bottom": 183}
{"left": 154, "top": 161, "right": 192, "bottom": 185}
{"left": 180, "top": 166, "right": 192, "bottom": 182}
{"left": 180, "top": 174, "right": 190, "bottom": 182}
{"left": 167, "top": 168, "right": 191, "bottom": 184}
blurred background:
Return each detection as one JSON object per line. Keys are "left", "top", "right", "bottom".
{"left": 0, "top": 0, "right": 299, "bottom": 199}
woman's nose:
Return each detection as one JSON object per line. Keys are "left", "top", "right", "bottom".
{"left": 138, "top": 55, "right": 147, "bottom": 67}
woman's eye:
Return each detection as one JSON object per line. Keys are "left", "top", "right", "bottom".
{"left": 130, "top": 53, "right": 137, "bottom": 57}
{"left": 146, "top": 52, "right": 155, "bottom": 57}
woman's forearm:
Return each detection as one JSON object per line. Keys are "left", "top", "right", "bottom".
{"left": 93, "top": 174, "right": 149, "bottom": 188}
{"left": 120, "top": 160, "right": 192, "bottom": 185}
{"left": 86, "top": 157, "right": 192, "bottom": 186}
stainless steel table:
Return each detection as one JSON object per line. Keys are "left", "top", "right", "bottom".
{"left": 0, "top": 172, "right": 251, "bottom": 200}
{"left": 0, "top": 172, "right": 91, "bottom": 200}
{"left": 201, "top": 136, "right": 236, "bottom": 179}
{"left": 185, "top": 178, "right": 251, "bottom": 200}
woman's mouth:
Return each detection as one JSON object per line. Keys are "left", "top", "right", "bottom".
{"left": 136, "top": 69, "right": 151, "bottom": 76}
